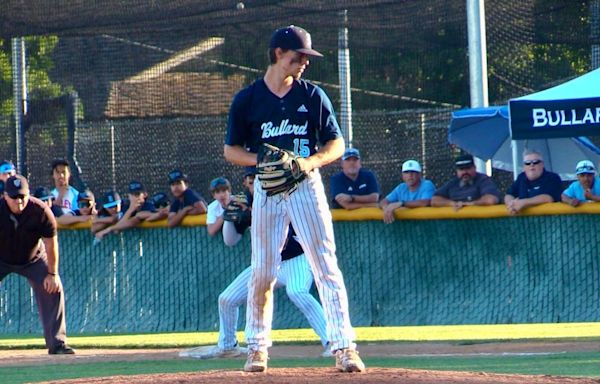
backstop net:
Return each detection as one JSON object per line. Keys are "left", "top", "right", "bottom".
{"left": 1, "top": 0, "right": 595, "bottom": 197}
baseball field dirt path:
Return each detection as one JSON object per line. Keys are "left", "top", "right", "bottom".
{"left": 4, "top": 341, "right": 600, "bottom": 383}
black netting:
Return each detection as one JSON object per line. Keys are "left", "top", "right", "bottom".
{"left": 0, "top": 0, "right": 595, "bottom": 199}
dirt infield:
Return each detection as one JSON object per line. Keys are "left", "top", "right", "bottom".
{"left": 37, "top": 368, "right": 600, "bottom": 384}
{"left": 6, "top": 341, "right": 600, "bottom": 383}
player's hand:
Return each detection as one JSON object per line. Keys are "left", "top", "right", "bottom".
{"left": 43, "top": 274, "right": 63, "bottom": 294}
{"left": 584, "top": 189, "right": 593, "bottom": 200}
{"left": 569, "top": 198, "right": 581, "bottom": 207}
{"left": 296, "top": 157, "right": 313, "bottom": 174}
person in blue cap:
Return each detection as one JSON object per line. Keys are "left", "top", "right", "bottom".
{"left": 330, "top": 147, "right": 380, "bottom": 210}
{"left": 166, "top": 169, "right": 207, "bottom": 227}
{"left": 224, "top": 25, "right": 365, "bottom": 373}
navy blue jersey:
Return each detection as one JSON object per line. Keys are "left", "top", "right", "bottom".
{"left": 226, "top": 78, "right": 342, "bottom": 156}
{"left": 330, "top": 169, "right": 380, "bottom": 208}
{"left": 170, "top": 188, "right": 205, "bottom": 213}
{"left": 121, "top": 199, "right": 156, "bottom": 216}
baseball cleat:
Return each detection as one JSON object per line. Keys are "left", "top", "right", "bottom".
{"left": 244, "top": 349, "right": 268, "bottom": 372}
{"left": 321, "top": 343, "right": 334, "bottom": 358}
{"left": 179, "top": 344, "right": 247, "bottom": 359}
{"left": 48, "top": 344, "right": 75, "bottom": 355}
{"left": 335, "top": 348, "right": 365, "bottom": 373}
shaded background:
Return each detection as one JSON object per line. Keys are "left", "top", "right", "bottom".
{"left": 0, "top": 0, "right": 596, "bottom": 201}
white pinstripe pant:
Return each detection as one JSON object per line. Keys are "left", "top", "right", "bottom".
{"left": 246, "top": 170, "right": 357, "bottom": 352}
{"left": 217, "top": 255, "right": 328, "bottom": 349}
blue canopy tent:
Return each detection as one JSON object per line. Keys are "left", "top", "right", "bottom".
{"left": 509, "top": 68, "right": 600, "bottom": 140}
{"left": 449, "top": 105, "right": 600, "bottom": 180}
{"left": 450, "top": 68, "right": 600, "bottom": 180}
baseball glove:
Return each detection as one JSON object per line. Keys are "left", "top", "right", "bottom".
{"left": 256, "top": 143, "right": 306, "bottom": 197}
{"left": 223, "top": 193, "right": 251, "bottom": 224}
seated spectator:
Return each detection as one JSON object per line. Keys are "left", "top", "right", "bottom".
{"left": 35, "top": 187, "right": 97, "bottom": 226}
{"left": 92, "top": 190, "right": 122, "bottom": 234}
{"left": 50, "top": 159, "right": 79, "bottom": 214}
{"left": 431, "top": 154, "right": 500, "bottom": 210}
{"left": 33, "top": 187, "right": 65, "bottom": 218}
{"left": 562, "top": 160, "right": 600, "bottom": 206}
{"left": 0, "top": 160, "right": 16, "bottom": 183}
{"left": 330, "top": 147, "right": 380, "bottom": 209}
{"left": 505, "top": 150, "right": 562, "bottom": 215}
{"left": 145, "top": 192, "right": 170, "bottom": 222}
{"left": 0, "top": 161, "right": 16, "bottom": 201}
{"left": 379, "top": 160, "right": 435, "bottom": 224}
{"left": 167, "top": 169, "right": 207, "bottom": 227}
{"left": 94, "top": 181, "right": 156, "bottom": 241}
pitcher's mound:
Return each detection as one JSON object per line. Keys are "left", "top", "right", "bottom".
{"left": 41, "top": 367, "right": 600, "bottom": 383}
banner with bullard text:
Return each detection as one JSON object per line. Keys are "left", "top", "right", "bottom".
{"left": 509, "top": 97, "right": 600, "bottom": 140}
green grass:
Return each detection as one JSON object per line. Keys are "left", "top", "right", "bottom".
{"left": 3, "top": 322, "right": 600, "bottom": 349}
{"left": 4, "top": 352, "right": 600, "bottom": 384}
{"left": 3, "top": 323, "right": 600, "bottom": 383}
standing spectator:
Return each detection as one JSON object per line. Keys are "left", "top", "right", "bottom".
{"left": 379, "top": 160, "right": 435, "bottom": 224}
{"left": 505, "top": 150, "right": 562, "bottom": 215}
{"left": 0, "top": 175, "right": 75, "bottom": 355}
{"left": 50, "top": 159, "right": 79, "bottom": 214}
{"left": 562, "top": 160, "right": 600, "bottom": 206}
{"left": 94, "top": 181, "right": 156, "bottom": 241}
{"left": 167, "top": 169, "right": 207, "bottom": 227}
{"left": 431, "top": 154, "right": 500, "bottom": 210}
{"left": 330, "top": 148, "right": 380, "bottom": 209}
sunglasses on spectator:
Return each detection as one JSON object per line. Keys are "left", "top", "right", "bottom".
{"left": 78, "top": 200, "right": 93, "bottom": 209}
{"left": 523, "top": 159, "right": 542, "bottom": 166}
{"left": 8, "top": 194, "right": 26, "bottom": 200}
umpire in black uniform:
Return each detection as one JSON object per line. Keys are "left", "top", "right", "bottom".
{"left": 0, "top": 175, "right": 74, "bottom": 354}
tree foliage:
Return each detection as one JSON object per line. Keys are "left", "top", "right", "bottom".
{"left": 0, "top": 36, "right": 64, "bottom": 117}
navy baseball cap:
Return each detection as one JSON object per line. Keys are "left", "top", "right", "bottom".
{"left": 342, "top": 148, "right": 360, "bottom": 160}
{"left": 33, "top": 187, "right": 53, "bottom": 201}
{"left": 5, "top": 175, "right": 29, "bottom": 198}
{"left": 78, "top": 189, "right": 95, "bottom": 201}
{"left": 209, "top": 177, "right": 231, "bottom": 192}
{"left": 168, "top": 169, "right": 187, "bottom": 184}
{"left": 270, "top": 25, "right": 323, "bottom": 57}
{"left": 102, "top": 190, "right": 121, "bottom": 208}
{"left": 455, "top": 154, "right": 475, "bottom": 169}
{"left": 151, "top": 192, "right": 169, "bottom": 209}
{"left": 128, "top": 180, "right": 145, "bottom": 193}
{"left": 0, "top": 160, "right": 15, "bottom": 174}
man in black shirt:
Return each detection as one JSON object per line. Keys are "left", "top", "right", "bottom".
{"left": 0, "top": 175, "right": 75, "bottom": 355}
